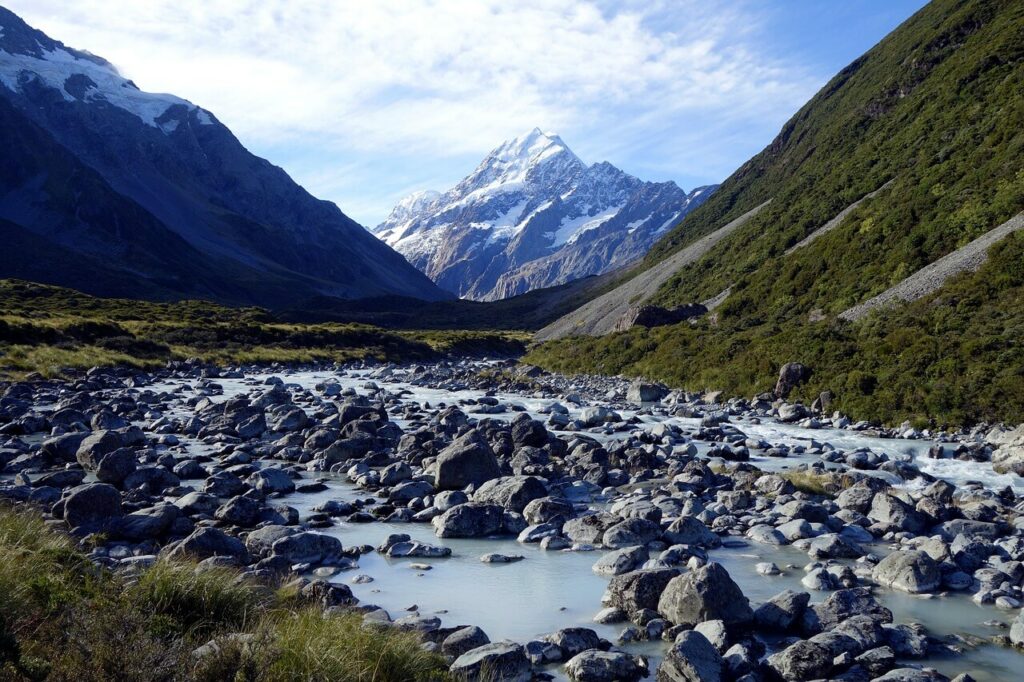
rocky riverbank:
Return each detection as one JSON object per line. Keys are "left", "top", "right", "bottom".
{"left": 3, "top": 358, "right": 1024, "bottom": 681}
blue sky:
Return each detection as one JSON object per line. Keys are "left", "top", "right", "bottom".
{"left": 9, "top": 0, "right": 928, "bottom": 227}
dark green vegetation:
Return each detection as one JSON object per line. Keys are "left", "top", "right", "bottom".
{"left": 279, "top": 268, "right": 617, "bottom": 331}
{"left": 529, "top": 0, "right": 1024, "bottom": 428}
{"left": 0, "top": 504, "right": 448, "bottom": 681}
{"left": 0, "top": 280, "right": 526, "bottom": 378}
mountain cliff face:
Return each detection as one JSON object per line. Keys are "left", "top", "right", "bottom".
{"left": 374, "top": 129, "right": 714, "bottom": 300}
{"left": 529, "top": 0, "right": 1024, "bottom": 426}
{"left": 0, "top": 7, "right": 448, "bottom": 306}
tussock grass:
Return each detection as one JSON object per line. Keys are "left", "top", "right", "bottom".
{"left": 0, "top": 504, "right": 451, "bottom": 681}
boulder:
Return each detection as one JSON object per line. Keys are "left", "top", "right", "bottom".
{"left": 434, "top": 432, "right": 502, "bottom": 490}
{"left": 657, "top": 563, "right": 752, "bottom": 631}
{"left": 656, "top": 630, "right": 722, "bottom": 682}
{"left": 94, "top": 447, "right": 138, "bottom": 485}
{"left": 565, "top": 650, "right": 645, "bottom": 682}
{"left": 542, "top": 628, "right": 607, "bottom": 660}
{"left": 442, "top": 626, "right": 491, "bottom": 658}
{"left": 168, "top": 526, "right": 248, "bottom": 563}
{"left": 62, "top": 482, "right": 123, "bottom": 532}
{"left": 248, "top": 467, "right": 295, "bottom": 495}
{"left": 801, "top": 588, "right": 892, "bottom": 634}
{"left": 606, "top": 568, "right": 679, "bottom": 614}
{"left": 774, "top": 362, "right": 811, "bottom": 399}
{"left": 472, "top": 476, "right": 547, "bottom": 513}
{"left": 872, "top": 551, "right": 941, "bottom": 594}
{"left": 450, "top": 641, "right": 531, "bottom": 681}
{"left": 753, "top": 590, "right": 810, "bottom": 632}
{"left": 592, "top": 546, "right": 648, "bottom": 577}
{"left": 627, "top": 380, "right": 668, "bottom": 403}
{"left": 433, "top": 503, "right": 505, "bottom": 538}
{"left": 765, "top": 640, "right": 832, "bottom": 681}
{"left": 663, "top": 516, "right": 720, "bottom": 548}
{"left": 613, "top": 304, "right": 706, "bottom": 333}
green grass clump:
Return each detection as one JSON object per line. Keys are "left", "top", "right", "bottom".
{"left": 264, "top": 610, "right": 448, "bottom": 682}
{"left": 0, "top": 504, "right": 450, "bottom": 681}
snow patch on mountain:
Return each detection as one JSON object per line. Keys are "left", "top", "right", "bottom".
{"left": 0, "top": 38, "right": 210, "bottom": 130}
{"left": 374, "top": 128, "right": 718, "bottom": 300}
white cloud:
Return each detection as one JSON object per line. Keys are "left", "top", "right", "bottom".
{"left": 5, "top": 0, "right": 820, "bottom": 224}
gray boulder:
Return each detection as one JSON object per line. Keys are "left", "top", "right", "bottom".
{"left": 765, "top": 640, "right": 832, "bottom": 681}
{"left": 450, "top": 641, "right": 531, "bottom": 681}
{"left": 656, "top": 630, "right": 722, "bottom": 682}
{"left": 606, "top": 568, "right": 679, "bottom": 615}
{"left": 63, "top": 482, "right": 123, "bottom": 532}
{"left": 473, "top": 476, "right": 547, "bottom": 512}
{"left": 442, "top": 626, "right": 491, "bottom": 658}
{"left": 433, "top": 503, "right": 505, "bottom": 538}
{"left": 657, "top": 562, "right": 752, "bottom": 631}
{"left": 566, "top": 650, "right": 645, "bottom": 682}
{"left": 663, "top": 516, "right": 720, "bottom": 548}
{"left": 435, "top": 432, "right": 502, "bottom": 490}
{"left": 872, "top": 550, "right": 941, "bottom": 594}
{"left": 592, "top": 546, "right": 649, "bottom": 576}
{"left": 168, "top": 526, "right": 248, "bottom": 563}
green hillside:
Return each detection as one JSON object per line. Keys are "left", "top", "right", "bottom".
{"left": 528, "top": 0, "right": 1024, "bottom": 427}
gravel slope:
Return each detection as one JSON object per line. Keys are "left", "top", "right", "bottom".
{"left": 535, "top": 201, "right": 771, "bottom": 340}
{"left": 839, "top": 210, "right": 1024, "bottom": 321}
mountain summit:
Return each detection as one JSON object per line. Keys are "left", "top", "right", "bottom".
{"left": 374, "top": 129, "right": 715, "bottom": 300}
{"left": 0, "top": 7, "right": 448, "bottom": 306}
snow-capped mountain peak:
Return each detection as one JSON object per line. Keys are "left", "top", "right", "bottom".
{"left": 0, "top": 7, "right": 212, "bottom": 131}
{"left": 373, "top": 128, "right": 718, "bottom": 300}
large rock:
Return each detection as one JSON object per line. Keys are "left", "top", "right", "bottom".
{"left": 442, "top": 626, "right": 491, "bottom": 658}
{"left": 62, "top": 482, "right": 123, "bottom": 532}
{"left": 94, "top": 447, "right": 138, "bottom": 485}
{"left": 663, "top": 516, "right": 720, "bottom": 548}
{"left": 872, "top": 550, "right": 941, "bottom": 594}
{"left": 989, "top": 424, "right": 1024, "bottom": 475}
{"left": 627, "top": 380, "right": 669, "bottom": 403}
{"left": 542, "top": 628, "right": 607, "bottom": 660}
{"left": 473, "top": 476, "right": 547, "bottom": 513}
{"left": 801, "top": 588, "right": 892, "bottom": 634}
{"left": 614, "top": 304, "right": 706, "bottom": 333}
{"left": 606, "top": 568, "right": 679, "bottom": 614}
{"left": 435, "top": 432, "right": 502, "bottom": 490}
{"left": 592, "top": 546, "right": 649, "bottom": 577}
{"left": 753, "top": 590, "right": 810, "bottom": 633}
{"left": 450, "top": 641, "right": 531, "bottom": 681}
{"left": 75, "top": 430, "right": 124, "bottom": 470}
{"left": 247, "top": 467, "right": 295, "bottom": 495}
{"left": 774, "top": 362, "right": 811, "bottom": 399}
{"left": 764, "top": 640, "right": 832, "bottom": 681}
{"left": 657, "top": 563, "right": 752, "bottom": 631}
{"left": 566, "top": 650, "right": 646, "bottom": 682}
{"left": 868, "top": 493, "right": 929, "bottom": 534}
{"left": 270, "top": 531, "right": 343, "bottom": 565}
{"left": 167, "top": 526, "right": 249, "bottom": 563}
{"left": 433, "top": 503, "right": 505, "bottom": 538}
{"left": 656, "top": 630, "right": 722, "bottom": 682}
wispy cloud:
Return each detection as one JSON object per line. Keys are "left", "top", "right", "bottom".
{"left": 5, "top": 0, "right": 877, "bottom": 224}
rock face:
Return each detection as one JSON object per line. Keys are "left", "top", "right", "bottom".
{"left": 0, "top": 7, "right": 447, "bottom": 306}
{"left": 614, "top": 304, "right": 707, "bottom": 333}
{"left": 657, "top": 563, "right": 753, "bottom": 630}
{"left": 872, "top": 550, "right": 941, "bottom": 593}
{"left": 374, "top": 128, "right": 716, "bottom": 300}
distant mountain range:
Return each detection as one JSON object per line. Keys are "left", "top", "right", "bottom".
{"left": 0, "top": 6, "right": 448, "bottom": 306}
{"left": 374, "top": 129, "right": 715, "bottom": 300}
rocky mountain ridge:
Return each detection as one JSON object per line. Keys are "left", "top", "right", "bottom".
{"left": 375, "top": 128, "right": 715, "bottom": 300}
{"left": 0, "top": 6, "right": 448, "bottom": 306}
